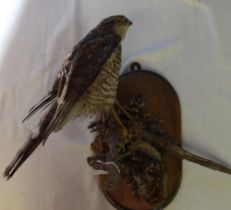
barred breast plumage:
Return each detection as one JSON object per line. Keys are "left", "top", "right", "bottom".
{"left": 57, "top": 45, "right": 121, "bottom": 128}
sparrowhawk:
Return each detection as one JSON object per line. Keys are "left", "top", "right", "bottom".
{"left": 4, "top": 15, "right": 132, "bottom": 179}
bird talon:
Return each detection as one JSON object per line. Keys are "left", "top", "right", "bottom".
{"left": 122, "top": 128, "right": 129, "bottom": 143}
{"left": 116, "top": 142, "right": 127, "bottom": 153}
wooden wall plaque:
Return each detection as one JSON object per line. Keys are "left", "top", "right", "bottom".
{"left": 98, "top": 63, "right": 182, "bottom": 210}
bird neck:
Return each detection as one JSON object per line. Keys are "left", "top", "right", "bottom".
{"left": 114, "top": 25, "right": 129, "bottom": 40}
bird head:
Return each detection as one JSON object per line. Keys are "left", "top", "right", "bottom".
{"left": 99, "top": 15, "right": 132, "bottom": 40}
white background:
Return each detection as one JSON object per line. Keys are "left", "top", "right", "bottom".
{"left": 0, "top": 0, "right": 231, "bottom": 209}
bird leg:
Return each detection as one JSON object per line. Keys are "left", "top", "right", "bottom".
{"left": 112, "top": 100, "right": 145, "bottom": 152}
{"left": 111, "top": 107, "right": 129, "bottom": 141}
{"left": 115, "top": 100, "right": 143, "bottom": 139}
{"left": 111, "top": 107, "right": 131, "bottom": 153}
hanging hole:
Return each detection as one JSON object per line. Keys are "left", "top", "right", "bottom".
{"left": 130, "top": 62, "right": 142, "bottom": 72}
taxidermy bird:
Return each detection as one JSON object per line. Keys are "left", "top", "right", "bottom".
{"left": 4, "top": 15, "right": 132, "bottom": 179}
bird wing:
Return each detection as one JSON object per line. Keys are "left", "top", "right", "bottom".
{"left": 22, "top": 36, "right": 85, "bottom": 123}
{"left": 42, "top": 33, "right": 121, "bottom": 139}
{"left": 22, "top": 92, "right": 56, "bottom": 122}
{"left": 22, "top": 32, "right": 120, "bottom": 123}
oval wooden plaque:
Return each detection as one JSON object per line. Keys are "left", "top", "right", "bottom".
{"left": 98, "top": 68, "right": 182, "bottom": 210}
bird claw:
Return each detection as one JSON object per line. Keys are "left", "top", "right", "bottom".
{"left": 116, "top": 128, "right": 130, "bottom": 152}
{"left": 116, "top": 142, "right": 127, "bottom": 153}
{"left": 122, "top": 128, "right": 129, "bottom": 143}
{"left": 117, "top": 132, "right": 130, "bottom": 151}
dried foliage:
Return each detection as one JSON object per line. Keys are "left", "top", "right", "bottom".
{"left": 89, "top": 97, "right": 167, "bottom": 204}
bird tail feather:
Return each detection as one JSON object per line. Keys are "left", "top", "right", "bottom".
{"left": 3, "top": 134, "right": 44, "bottom": 180}
{"left": 3, "top": 103, "right": 57, "bottom": 180}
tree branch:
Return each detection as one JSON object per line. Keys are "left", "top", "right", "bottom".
{"left": 142, "top": 128, "right": 231, "bottom": 175}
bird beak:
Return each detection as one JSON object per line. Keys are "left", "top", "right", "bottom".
{"left": 128, "top": 20, "right": 133, "bottom": 26}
